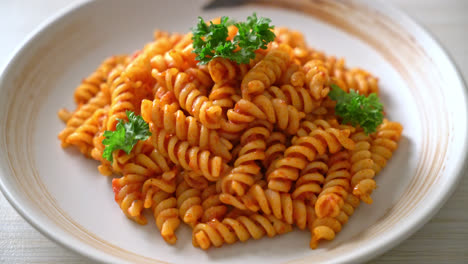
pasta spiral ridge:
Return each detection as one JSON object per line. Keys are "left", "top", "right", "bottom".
{"left": 241, "top": 45, "right": 291, "bottom": 100}
{"left": 182, "top": 170, "right": 210, "bottom": 191}
{"left": 58, "top": 88, "right": 110, "bottom": 146}
{"left": 295, "top": 118, "right": 355, "bottom": 139}
{"left": 112, "top": 174, "right": 147, "bottom": 225}
{"left": 220, "top": 184, "right": 316, "bottom": 230}
{"left": 264, "top": 84, "right": 320, "bottom": 114}
{"left": 150, "top": 44, "right": 196, "bottom": 73}
{"left": 315, "top": 151, "right": 351, "bottom": 220}
{"left": 57, "top": 108, "right": 73, "bottom": 123}
{"left": 207, "top": 53, "right": 266, "bottom": 84}
{"left": 74, "top": 55, "right": 129, "bottom": 105}
{"left": 263, "top": 132, "right": 288, "bottom": 170}
{"left": 123, "top": 145, "right": 174, "bottom": 178}
{"left": 107, "top": 66, "right": 137, "bottom": 130}
{"left": 209, "top": 82, "right": 240, "bottom": 111}
{"left": 223, "top": 94, "right": 306, "bottom": 137}
{"left": 295, "top": 119, "right": 334, "bottom": 139}
{"left": 192, "top": 213, "right": 293, "bottom": 249}
{"left": 370, "top": 119, "right": 403, "bottom": 174}
{"left": 141, "top": 98, "right": 232, "bottom": 160}
{"left": 303, "top": 59, "right": 330, "bottom": 100}
{"left": 349, "top": 131, "right": 376, "bottom": 204}
{"left": 268, "top": 127, "right": 355, "bottom": 192}
{"left": 150, "top": 125, "right": 228, "bottom": 181}
{"left": 150, "top": 191, "right": 181, "bottom": 244}
{"left": 67, "top": 108, "right": 108, "bottom": 157}
{"left": 310, "top": 194, "right": 360, "bottom": 249}
{"left": 176, "top": 180, "right": 204, "bottom": 227}
{"left": 107, "top": 62, "right": 154, "bottom": 130}
{"left": 90, "top": 111, "right": 113, "bottom": 176}
{"left": 208, "top": 57, "right": 249, "bottom": 84}
{"left": 221, "top": 123, "right": 272, "bottom": 196}
{"left": 123, "top": 36, "right": 180, "bottom": 84}
{"left": 279, "top": 62, "right": 305, "bottom": 88}
{"left": 201, "top": 184, "right": 228, "bottom": 223}
{"left": 142, "top": 169, "right": 178, "bottom": 208}
{"left": 274, "top": 27, "right": 306, "bottom": 49}
{"left": 184, "top": 66, "right": 214, "bottom": 94}
{"left": 291, "top": 160, "right": 327, "bottom": 203}
{"left": 153, "top": 68, "right": 222, "bottom": 129}
{"left": 334, "top": 67, "right": 379, "bottom": 96}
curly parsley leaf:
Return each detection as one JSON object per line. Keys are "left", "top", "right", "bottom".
{"left": 328, "top": 84, "right": 384, "bottom": 135}
{"left": 191, "top": 13, "right": 275, "bottom": 65}
{"left": 102, "top": 111, "right": 151, "bottom": 163}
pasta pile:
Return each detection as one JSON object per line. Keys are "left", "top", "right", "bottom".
{"left": 58, "top": 24, "right": 403, "bottom": 250}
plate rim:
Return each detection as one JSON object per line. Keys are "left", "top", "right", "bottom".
{"left": 0, "top": 0, "right": 467, "bottom": 263}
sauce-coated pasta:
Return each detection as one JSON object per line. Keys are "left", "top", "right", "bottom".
{"left": 58, "top": 21, "right": 402, "bottom": 250}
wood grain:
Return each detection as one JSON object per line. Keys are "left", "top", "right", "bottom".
{"left": 0, "top": 0, "right": 467, "bottom": 263}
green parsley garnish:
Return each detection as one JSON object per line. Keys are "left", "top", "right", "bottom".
{"left": 191, "top": 13, "right": 276, "bottom": 65}
{"left": 102, "top": 111, "right": 151, "bottom": 163}
{"left": 328, "top": 84, "right": 384, "bottom": 135}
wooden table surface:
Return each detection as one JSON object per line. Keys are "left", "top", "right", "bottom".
{"left": 1, "top": 0, "right": 467, "bottom": 263}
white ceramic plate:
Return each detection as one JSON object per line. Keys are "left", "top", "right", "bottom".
{"left": 0, "top": 0, "right": 467, "bottom": 263}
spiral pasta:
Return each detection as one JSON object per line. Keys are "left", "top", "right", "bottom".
{"left": 208, "top": 57, "right": 249, "bottom": 84}
{"left": 311, "top": 53, "right": 380, "bottom": 96}
{"left": 370, "top": 119, "right": 403, "bottom": 173}
{"left": 150, "top": 191, "right": 180, "bottom": 244}
{"left": 274, "top": 27, "right": 306, "bottom": 49}
{"left": 303, "top": 59, "right": 331, "bottom": 100}
{"left": 58, "top": 25, "right": 403, "bottom": 250}
{"left": 66, "top": 108, "right": 108, "bottom": 157}
{"left": 176, "top": 180, "right": 203, "bottom": 227}
{"left": 310, "top": 194, "right": 360, "bottom": 249}
{"left": 192, "top": 213, "right": 292, "bottom": 249}
{"left": 57, "top": 108, "right": 73, "bottom": 123}
{"left": 142, "top": 169, "right": 177, "bottom": 206}
{"left": 241, "top": 45, "right": 291, "bottom": 100}
{"left": 295, "top": 119, "right": 333, "bottom": 138}
{"left": 220, "top": 184, "right": 316, "bottom": 230}
{"left": 279, "top": 62, "right": 306, "bottom": 88}
{"left": 201, "top": 184, "right": 228, "bottom": 223}
{"left": 182, "top": 170, "right": 210, "bottom": 191}
{"left": 315, "top": 151, "right": 351, "bottom": 219}
{"left": 221, "top": 122, "right": 272, "bottom": 196}
{"left": 141, "top": 98, "right": 232, "bottom": 160}
{"left": 90, "top": 113, "right": 113, "bottom": 176}
{"left": 223, "top": 94, "right": 306, "bottom": 137}
{"left": 153, "top": 68, "right": 222, "bottom": 129}
{"left": 268, "top": 127, "right": 355, "bottom": 192}
{"left": 292, "top": 159, "right": 327, "bottom": 204}
{"left": 263, "top": 132, "right": 287, "bottom": 170}
{"left": 123, "top": 34, "right": 181, "bottom": 85}
{"left": 58, "top": 88, "right": 110, "bottom": 146}
{"left": 151, "top": 36, "right": 196, "bottom": 73}
{"left": 151, "top": 125, "right": 228, "bottom": 181}
{"left": 107, "top": 63, "right": 155, "bottom": 131}
{"left": 207, "top": 52, "right": 266, "bottom": 84}
{"left": 74, "top": 55, "right": 129, "bottom": 105}
{"left": 335, "top": 68, "right": 379, "bottom": 96}
{"left": 264, "top": 84, "right": 320, "bottom": 114}
{"left": 349, "top": 131, "right": 376, "bottom": 204}
{"left": 112, "top": 174, "right": 147, "bottom": 225}
{"left": 208, "top": 82, "right": 240, "bottom": 111}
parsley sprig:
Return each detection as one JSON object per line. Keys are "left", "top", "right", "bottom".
{"left": 102, "top": 111, "right": 151, "bottom": 163}
{"left": 191, "top": 13, "right": 276, "bottom": 65}
{"left": 328, "top": 84, "right": 384, "bottom": 135}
